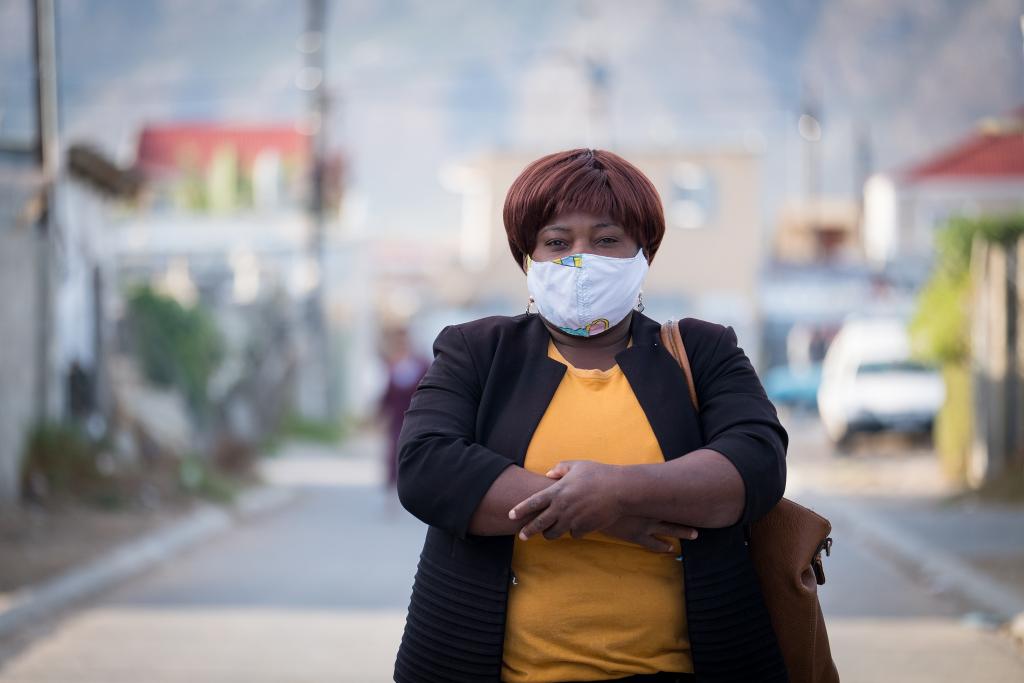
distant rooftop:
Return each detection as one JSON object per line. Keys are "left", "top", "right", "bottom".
{"left": 136, "top": 123, "right": 308, "bottom": 173}
{"left": 899, "top": 107, "right": 1024, "bottom": 183}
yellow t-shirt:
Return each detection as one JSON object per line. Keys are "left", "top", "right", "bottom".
{"left": 501, "top": 340, "right": 692, "bottom": 683}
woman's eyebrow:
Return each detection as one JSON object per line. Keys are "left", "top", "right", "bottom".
{"left": 538, "top": 223, "right": 623, "bottom": 233}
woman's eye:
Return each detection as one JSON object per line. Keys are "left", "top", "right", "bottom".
{"left": 597, "top": 237, "right": 618, "bottom": 245}
{"left": 545, "top": 240, "right": 567, "bottom": 248}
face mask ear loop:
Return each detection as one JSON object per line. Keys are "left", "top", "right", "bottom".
{"left": 524, "top": 254, "right": 535, "bottom": 314}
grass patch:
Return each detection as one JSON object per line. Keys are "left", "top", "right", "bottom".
{"left": 178, "top": 454, "right": 243, "bottom": 503}
{"left": 273, "top": 412, "right": 346, "bottom": 446}
{"left": 20, "top": 421, "right": 116, "bottom": 505}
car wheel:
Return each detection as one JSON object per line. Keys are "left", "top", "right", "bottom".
{"left": 833, "top": 430, "right": 856, "bottom": 456}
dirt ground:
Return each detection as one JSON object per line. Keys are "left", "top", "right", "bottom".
{"left": 0, "top": 502, "right": 192, "bottom": 602}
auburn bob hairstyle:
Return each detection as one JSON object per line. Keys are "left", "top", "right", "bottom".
{"left": 503, "top": 149, "right": 666, "bottom": 272}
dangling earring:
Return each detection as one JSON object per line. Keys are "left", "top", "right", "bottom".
{"left": 636, "top": 291, "right": 645, "bottom": 313}
{"left": 526, "top": 296, "right": 536, "bottom": 314}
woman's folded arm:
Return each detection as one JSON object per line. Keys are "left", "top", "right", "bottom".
{"left": 468, "top": 465, "right": 552, "bottom": 535}
{"left": 690, "top": 322, "right": 788, "bottom": 526}
{"left": 398, "top": 324, "right": 561, "bottom": 538}
{"left": 396, "top": 324, "right": 519, "bottom": 538}
{"left": 618, "top": 323, "right": 786, "bottom": 528}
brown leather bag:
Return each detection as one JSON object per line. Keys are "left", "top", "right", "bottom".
{"left": 661, "top": 320, "right": 840, "bottom": 683}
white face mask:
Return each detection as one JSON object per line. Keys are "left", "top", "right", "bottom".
{"left": 526, "top": 248, "right": 648, "bottom": 337}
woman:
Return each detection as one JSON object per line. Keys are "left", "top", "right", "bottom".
{"left": 394, "top": 149, "right": 788, "bottom": 683}
{"left": 377, "top": 325, "right": 429, "bottom": 494}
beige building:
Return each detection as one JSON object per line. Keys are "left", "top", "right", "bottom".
{"left": 0, "top": 163, "right": 43, "bottom": 507}
{"left": 439, "top": 148, "right": 766, "bottom": 354}
{"left": 773, "top": 198, "right": 862, "bottom": 265}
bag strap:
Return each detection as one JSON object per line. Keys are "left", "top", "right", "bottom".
{"left": 660, "top": 319, "right": 699, "bottom": 411}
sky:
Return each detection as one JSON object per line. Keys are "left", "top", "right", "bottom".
{"left": 1, "top": 0, "right": 1022, "bottom": 236}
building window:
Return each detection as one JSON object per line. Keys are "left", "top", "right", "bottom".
{"left": 669, "top": 162, "right": 717, "bottom": 230}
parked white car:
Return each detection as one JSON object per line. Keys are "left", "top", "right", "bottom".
{"left": 817, "top": 318, "right": 945, "bottom": 448}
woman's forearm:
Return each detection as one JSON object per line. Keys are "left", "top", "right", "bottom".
{"left": 618, "top": 448, "right": 746, "bottom": 528}
{"left": 468, "top": 466, "right": 555, "bottom": 535}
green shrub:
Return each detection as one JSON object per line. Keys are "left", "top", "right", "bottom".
{"left": 20, "top": 422, "right": 248, "bottom": 508}
{"left": 909, "top": 269, "right": 970, "bottom": 365}
{"left": 178, "top": 454, "right": 240, "bottom": 503}
{"left": 126, "top": 286, "right": 224, "bottom": 413}
{"left": 278, "top": 412, "right": 345, "bottom": 444}
{"left": 935, "top": 363, "right": 972, "bottom": 481}
{"left": 20, "top": 421, "right": 108, "bottom": 503}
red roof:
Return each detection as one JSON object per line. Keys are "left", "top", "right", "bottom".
{"left": 901, "top": 108, "right": 1024, "bottom": 183}
{"left": 136, "top": 123, "right": 308, "bottom": 173}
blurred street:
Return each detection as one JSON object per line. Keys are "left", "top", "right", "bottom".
{"left": 1, "top": 424, "right": 1023, "bottom": 683}
{"left": 2, "top": 2, "right": 1024, "bottom": 681}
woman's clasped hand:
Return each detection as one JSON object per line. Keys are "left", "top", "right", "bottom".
{"left": 508, "top": 459, "right": 698, "bottom": 552}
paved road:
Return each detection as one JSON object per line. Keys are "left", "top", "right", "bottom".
{"left": 1, "top": 428, "right": 1023, "bottom": 682}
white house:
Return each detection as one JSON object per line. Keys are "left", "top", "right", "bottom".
{"left": 0, "top": 144, "right": 139, "bottom": 506}
{"left": 863, "top": 108, "right": 1024, "bottom": 269}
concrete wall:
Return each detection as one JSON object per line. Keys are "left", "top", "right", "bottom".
{"left": 969, "top": 237, "right": 1024, "bottom": 488}
{"left": 0, "top": 226, "right": 41, "bottom": 505}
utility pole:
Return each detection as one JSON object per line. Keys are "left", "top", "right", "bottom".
{"left": 799, "top": 81, "right": 822, "bottom": 204}
{"left": 852, "top": 120, "right": 872, "bottom": 207}
{"left": 798, "top": 80, "right": 823, "bottom": 259}
{"left": 32, "top": 0, "right": 60, "bottom": 423}
{"left": 584, "top": 57, "right": 611, "bottom": 149}
{"left": 852, "top": 120, "right": 872, "bottom": 261}
{"left": 299, "top": 0, "right": 335, "bottom": 419}
{"left": 576, "top": 0, "right": 611, "bottom": 148}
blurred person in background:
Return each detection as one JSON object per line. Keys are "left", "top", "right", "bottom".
{"left": 394, "top": 150, "right": 788, "bottom": 682}
{"left": 377, "top": 326, "right": 428, "bottom": 497}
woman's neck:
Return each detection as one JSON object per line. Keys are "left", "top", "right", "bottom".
{"left": 540, "top": 312, "right": 633, "bottom": 370}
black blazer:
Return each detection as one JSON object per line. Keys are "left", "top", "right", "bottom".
{"left": 394, "top": 312, "right": 789, "bottom": 683}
